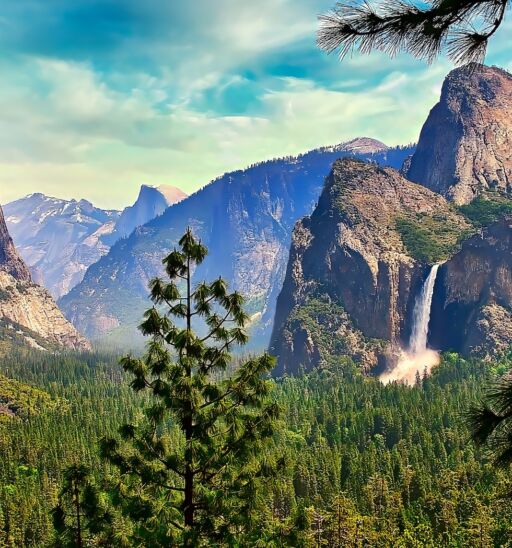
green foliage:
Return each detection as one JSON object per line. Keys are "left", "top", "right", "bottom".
{"left": 395, "top": 212, "right": 473, "bottom": 263}
{"left": 51, "top": 464, "right": 115, "bottom": 547}
{"left": 1, "top": 346, "right": 512, "bottom": 545}
{"left": 0, "top": 374, "right": 64, "bottom": 420}
{"left": 99, "top": 229, "right": 279, "bottom": 546}
{"left": 284, "top": 294, "right": 384, "bottom": 369}
{"left": 458, "top": 194, "right": 512, "bottom": 227}
{"left": 318, "top": 0, "right": 509, "bottom": 66}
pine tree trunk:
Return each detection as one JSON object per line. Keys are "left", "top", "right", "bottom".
{"left": 74, "top": 479, "right": 83, "bottom": 548}
{"left": 184, "top": 252, "right": 194, "bottom": 545}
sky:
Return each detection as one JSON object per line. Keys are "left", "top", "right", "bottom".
{"left": 0, "top": 0, "right": 510, "bottom": 209}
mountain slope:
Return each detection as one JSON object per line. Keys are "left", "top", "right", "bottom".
{"left": 269, "top": 158, "right": 470, "bottom": 375}
{"left": 60, "top": 139, "right": 414, "bottom": 345}
{"left": 407, "top": 64, "right": 512, "bottom": 204}
{"left": 0, "top": 204, "right": 90, "bottom": 351}
{"left": 4, "top": 194, "right": 120, "bottom": 298}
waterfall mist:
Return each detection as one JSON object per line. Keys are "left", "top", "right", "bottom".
{"left": 381, "top": 264, "right": 441, "bottom": 385}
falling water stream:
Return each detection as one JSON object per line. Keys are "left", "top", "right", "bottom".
{"left": 409, "top": 263, "right": 441, "bottom": 355}
{"left": 380, "top": 264, "right": 441, "bottom": 385}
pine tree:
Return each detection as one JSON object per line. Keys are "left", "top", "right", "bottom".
{"left": 100, "top": 229, "right": 280, "bottom": 546}
{"left": 469, "top": 377, "right": 512, "bottom": 466}
{"left": 51, "top": 464, "right": 113, "bottom": 547}
{"left": 318, "top": 0, "right": 509, "bottom": 65}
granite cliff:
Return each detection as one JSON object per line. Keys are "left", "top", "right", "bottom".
{"left": 0, "top": 204, "right": 90, "bottom": 351}
{"left": 407, "top": 64, "right": 512, "bottom": 205}
{"left": 272, "top": 64, "right": 512, "bottom": 375}
{"left": 269, "top": 158, "right": 469, "bottom": 374}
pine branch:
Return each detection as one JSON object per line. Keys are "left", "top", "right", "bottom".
{"left": 318, "top": 0, "right": 509, "bottom": 64}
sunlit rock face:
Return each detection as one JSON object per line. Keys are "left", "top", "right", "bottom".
{"left": 407, "top": 64, "right": 512, "bottom": 205}
{"left": 0, "top": 204, "right": 90, "bottom": 351}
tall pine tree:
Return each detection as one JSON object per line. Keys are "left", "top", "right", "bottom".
{"left": 100, "top": 229, "right": 280, "bottom": 546}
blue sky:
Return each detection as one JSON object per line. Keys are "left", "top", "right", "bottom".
{"left": 0, "top": 0, "right": 510, "bottom": 209}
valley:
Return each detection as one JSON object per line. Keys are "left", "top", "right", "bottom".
{"left": 0, "top": 61, "right": 512, "bottom": 546}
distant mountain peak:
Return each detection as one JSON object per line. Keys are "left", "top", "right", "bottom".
{"left": 318, "top": 137, "right": 389, "bottom": 155}
{"left": 137, "top": 184, "right": 187, "bottom": 207}
{"left": 338, "top": 137, "right": 389, "bottom": 154}
{"left": 107, "top": 184, "right": 188, "bottom": 243}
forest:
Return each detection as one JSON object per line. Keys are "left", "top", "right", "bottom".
{"left": 1, "top": 345, "right": 512, "bottom": 546}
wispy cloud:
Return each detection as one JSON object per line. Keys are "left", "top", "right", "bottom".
{"left": 0, "top": 0, "right": 508, "bottom": 208}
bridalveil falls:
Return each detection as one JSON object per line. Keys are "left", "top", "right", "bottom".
{"left": 409, "top": 264, "right": 441, "bottom": 355}
{"left": 381, "top": 264, "right": 442, "bottom": 385}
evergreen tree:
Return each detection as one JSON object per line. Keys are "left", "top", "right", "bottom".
{"left": 51, "top": 464, "right": 113, "bottom": 547}
{"left": 100, "top": 229, "right": 279, "bottom": 546}
{"left": 469, "top": 377, "right": 512, "bottom": 466}
{"left": 318, "top": 0, "right": 509, "bottom": 65}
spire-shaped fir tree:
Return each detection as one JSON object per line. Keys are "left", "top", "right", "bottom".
{"left": 100, "top": 229, "right": 280, "bottom": 546}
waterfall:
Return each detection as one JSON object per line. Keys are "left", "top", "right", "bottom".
{"left": 380, "top": 264, "right": 441, "bottom": 385}
{"left": 409, "top": 263, "right": 440, "bottom": 355}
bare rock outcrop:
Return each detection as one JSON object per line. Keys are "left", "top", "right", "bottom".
{"left": 0, "top": 204, "right": 90, "bottom": 351}
{"left": 430, "top": 218, "right": 512, "bottom": 359}
{"left": 0, "top": 205, "right": 31, "bottom": 282}
{"left": 407, "top": 64, "right": 512, "bottom": 204}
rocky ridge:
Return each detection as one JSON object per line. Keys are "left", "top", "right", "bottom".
{"left": 0, "top": 204, "right": 90, "bottom": 351}
{"left": 269, "top": 158, "right": 469, "bottom": 374}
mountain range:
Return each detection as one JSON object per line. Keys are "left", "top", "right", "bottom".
{"left": 58, "top": 139, "right": 414, "bottom": 346}
{"left": 4, "top": 184, "right": 186, "bottom": 299}
{"left": 2, "top": 63, "right": 511, "bottom": 376}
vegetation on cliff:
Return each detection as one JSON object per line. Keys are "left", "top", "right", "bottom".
{"left": 395, "top": 211, "right": 473, "bottom": 263}
{"left": 458, "top": 193, "right": 512, "bottom": 227}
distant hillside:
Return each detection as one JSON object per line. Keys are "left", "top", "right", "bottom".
{"left": 4, "top": 194, "right": 120, "bottom": 298}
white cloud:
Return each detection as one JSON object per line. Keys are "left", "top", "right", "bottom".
{"left": 0, "top": 0, "right": 508, "bottom": 209}
{"left": 0, "top": 55, "right": 447, "bottom": 209}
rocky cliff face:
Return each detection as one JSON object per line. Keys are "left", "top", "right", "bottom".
{"left": 0, "top": 203, "right": 31, "bottom": 282}
{"left": 269, "top": 158, "right": 469, "bottom": 374}
{"left": 271, "top": 65, "right": 512, "bottom": 375}
{"left": 430, "top": 218, "right": 512, "bottom": 359}
{"left": 0, "top": 204, "right": 90, "bottom": 351}
{"left": 407, "top": 64, "right": 512, "bottom": 205}
{"left": 59, "top": 140, "right": 414, "bottom": 346}
{"left": 4, "top": 194, "right": 120, "bottom": 298}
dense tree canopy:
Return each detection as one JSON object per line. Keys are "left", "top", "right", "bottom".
{"left": 2, "top": 346, "right": 512, "bottom": 545}
{"left": 318, "top": 0, "right": 509, "bottom": 64}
